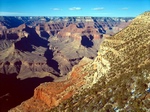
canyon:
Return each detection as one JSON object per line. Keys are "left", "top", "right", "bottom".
{"left": 0, "top": 16, "right": 134, "bottom": 111}
{"left": 11, "top": 11, "right": 150, "bottom": 111}
{"left": 0, "top": 16, "right": 132, "bottom": 78}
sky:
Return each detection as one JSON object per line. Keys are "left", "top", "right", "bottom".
{"left": 0, "top": 0, "right": 149, "bottom": 17}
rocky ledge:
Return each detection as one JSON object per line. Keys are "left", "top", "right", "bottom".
{"left": 9, "top": 57, "right": 92, "bottom": 112}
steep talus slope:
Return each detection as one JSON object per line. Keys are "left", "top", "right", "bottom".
{"left": 50, "top": 11, "right": 150, "bottom": 111}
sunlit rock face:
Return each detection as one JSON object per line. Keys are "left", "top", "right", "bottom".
{"left": 9, "top": 57, "right": 92, "bottom": 112}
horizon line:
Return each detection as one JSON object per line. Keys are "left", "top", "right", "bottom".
{"left": 0, "top": 15, "right": 135, "bottom": 18}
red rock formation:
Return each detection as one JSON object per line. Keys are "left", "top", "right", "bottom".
{"left": 10, "top": 57, "right": 92, "bottom": 111}
{"left": 35, "top": 22, "right": 64, "bottom": 37}
{"left": 57, "top": 23, "right": 101, "bottom": 40}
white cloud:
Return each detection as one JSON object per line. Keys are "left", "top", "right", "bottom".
{"left": 0, "top": 12, "right": 25, "bottom": 16}
{"left": 69, "top": 7, "right": 82, "bottom": 10}
{"left": 52, "top": 8, "right": 61, "bottom": 11}
{"left": 121, "top": 7, "right": 129, "bottom": 10}
{"left": 92, "top": 7, "right": 104, "bottom": 10}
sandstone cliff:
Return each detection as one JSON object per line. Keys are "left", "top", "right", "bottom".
{"left": 9, "top": 57, "right": 92, "bottom": 111}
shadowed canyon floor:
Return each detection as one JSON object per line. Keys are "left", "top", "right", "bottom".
{"left": 0, "top": 73, "right": 53, "bottom": 112}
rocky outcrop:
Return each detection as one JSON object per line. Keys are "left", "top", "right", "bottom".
{"left": 10, "top": 57, "right": 92, "bottom": 111}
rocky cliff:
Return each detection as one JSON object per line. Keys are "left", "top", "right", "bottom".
{"left": 50, "top": 11, "right": 150, "bottom": 112}
{"left": 10, "top": 12, "right": 150, "bottom": 112}
{"left": 9, "top": 57, "right": 92, "bottom": 112}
